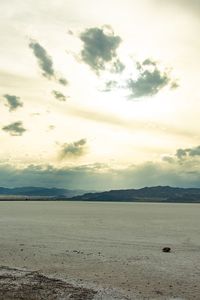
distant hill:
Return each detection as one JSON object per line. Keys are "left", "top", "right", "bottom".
{"left": 0, "top": 186, "right": 87, "bottom": 199}
{"left": 69, "top": 186, "right": 200, "bottom": 203}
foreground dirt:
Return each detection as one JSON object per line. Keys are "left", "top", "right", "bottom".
{"left": 0, "top": 266, "right": 96, "bottom": 300}
{"left": 1, "top": 202, "right": 200, "bottom": 299}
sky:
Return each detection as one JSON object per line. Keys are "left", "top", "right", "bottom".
{"left": 0, "top": 0, "right": 200, "bottom": 190}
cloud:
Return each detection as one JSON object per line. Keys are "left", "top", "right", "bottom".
{"left": 60, "top": 139, "right": 87, "bottom": 159}
{"left": 0, "top": 160, "right": 200, "bottom": 190}
{"left": 102, "top": 80, "right": 118, "bottom": 92}
{"left": 3, "top": 94, "right": 23, "bottom": 111}
{"left": 162, "top": 156, "right": 175, "bottom": 164}
{"left": 176, "top": 148, "right": 188, "bottom": 159}
{"left": 98, "top": 58, "right": 178, "bottom": 95}
{"left": 52, "top": 90, "right": 68, "bottom": 101}
{"left": 176, "top": 145, "right": 200, "bottom": 159}
{"left": 162, "top": 145, "right": 200, "bottom": 171}
{"left": 29, "top": 40, "right": 68, "bottom": 85}
{"left": 80, "top": 26, "right": 123, "bottom": 74}
{"left": 58, "top": 78, "right": 68, "bottom": 86}
{"left": 127, "top": 59, "right": 177, "bottom": 98}
{"left": 110, "top": 58, "right": 125, "bottom": 73}
{"left": 0, "top": 163, "right": 110, "bottom": 189}
{"left": 29, "top": 41, "right": 55, "bottom": 79}
{"left": 2, "top": 121, "right": 26, "bottom": 136}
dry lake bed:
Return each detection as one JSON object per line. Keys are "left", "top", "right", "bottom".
{"left": 0, "top": 201, "right": 200, "bottom": 299}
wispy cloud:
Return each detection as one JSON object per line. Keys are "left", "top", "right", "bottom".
{"left": 3, "top": 94, "right": 23, "bottom": 111}
{"left": 102, "top": 80, "right": 119, "bottom": 92}
{"left": 29, "top": 41, "right": 55, "bottom": 79}
{"left": 29, "top": 40, "right": 67, "bottom": 85}
{"left": 2, "top": 121, "right": 26, "bottom": 136}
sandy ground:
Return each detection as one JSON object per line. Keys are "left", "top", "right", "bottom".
{"left": 0, "top": 201, "right": 200, "bottom": 299}
{"left": 0, "top": 266, "right": 96, "bottom": 299}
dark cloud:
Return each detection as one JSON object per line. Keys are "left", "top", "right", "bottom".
{"left": 52, "top": 90, "right": 67, "bottom": 102}
{"left": 80, "top": 26, "right": 123, "bottom": 74}
{"left": 60, "top": 139, "right": 87, "bottom": 159}
{"left": 0, "top": 161, "right": 200, "bottom": 190}
{"left": 162, "top": 145, "right": 200, "bottom": 170}
{"left": 3, "top": 94, "right": 23, "bottom": 111}
{"left": 29, "top": 41, "right": 55, "bottom": 79}
{"left": 2, "top": 121, "right": 26, "bottom": 136}
{"left": 0, "top": 163, "right": 110, "bottom": 189}
{"left": 176, "top": 145, "right": 200, "bottom": 159}
{"left": 127, "top": 59, "right": 177, "bottom": 98}
{"left": 189, "top": 146, "right": 200, "bottom": 156}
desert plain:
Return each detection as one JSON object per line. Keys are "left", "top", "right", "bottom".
{"left": 0, "top": 201, "right": 199, "bottom": 299}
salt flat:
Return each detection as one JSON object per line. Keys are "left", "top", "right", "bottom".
{"left": 0, "top": 201, "right": 200, "bottom": 299}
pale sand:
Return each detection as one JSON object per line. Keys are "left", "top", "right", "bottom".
{"left": 0, "top": 201, "right": 200, "bottom": 299}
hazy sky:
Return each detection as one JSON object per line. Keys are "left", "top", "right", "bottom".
{"left": 1, "top": 0, "right": 200, "bottom": 189}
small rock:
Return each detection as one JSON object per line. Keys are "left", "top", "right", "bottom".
{"left": 162, "top": 247, "right": 171, "bottom": 253}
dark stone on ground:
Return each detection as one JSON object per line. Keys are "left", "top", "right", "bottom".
{"left": 162, "top": 247, "right": 171, "bottom": 253}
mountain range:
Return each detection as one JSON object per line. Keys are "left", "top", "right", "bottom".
{"left": 0, "top": 187, "right": 86, "bottom": 199}
{"left": 69, "top": 186, "right": 200, "bottom": 203}
{"left": 1, "top": 186, "right": 200, "bottom": 202}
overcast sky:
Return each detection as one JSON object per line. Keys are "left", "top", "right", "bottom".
{"left": 1, "top": 0, "right": 200, "bottom": 189}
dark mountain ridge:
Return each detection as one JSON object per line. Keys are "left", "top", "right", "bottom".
{"left": 69, "top": 186, "right": 200, "bottom": 203}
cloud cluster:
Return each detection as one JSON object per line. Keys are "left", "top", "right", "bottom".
{"left": 60, "top": 139, "right": 87, "bottom": 159}
{"left": 28, "top": 32, "right": 177, "bottom": 103}
{"left": 127, "top": 59, "right": 177, "bottom": 98}
{"left": 2, "top": 121, "right": 26, "bottom": 136}
{"left": 100, "top": 57, "right": 178, "bottom": 98}
{"left": 80, "top": 26, "right": 124, "bottom": 74}
{"left": 0, "top": 160, "right": 200, "bottom": 190}
{"left": 52, "top": 90, "right": 67, "bottom": 101}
